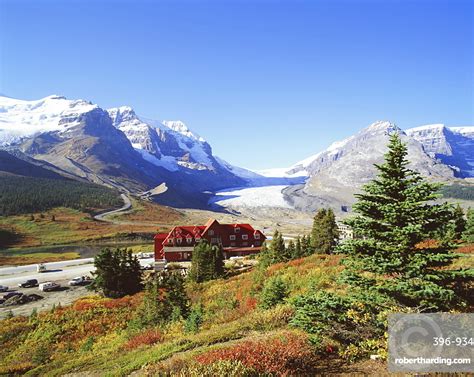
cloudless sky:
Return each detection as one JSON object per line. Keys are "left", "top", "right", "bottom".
{"left": 0, "top": 0, "right": 472, "bottom": 169}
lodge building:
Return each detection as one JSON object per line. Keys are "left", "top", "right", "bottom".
{"left": 154, "top": 218, "right": 266, "bottom": 262}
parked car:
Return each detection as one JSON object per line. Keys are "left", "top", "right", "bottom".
{"left": 140, "top": 263, "right": 154, "bottom": 271}
{"left": 68, "top": 276, "right": 91, "bottom": 286}
{"left": 18, "top": 279, "right": 39, "bottom": 288}
{"left": 3, "top": 291, "right": 22, "bottom": 300}
{"left": 0, "top": 285, "right": 8, "bottom": 292}
{"left": 39, "top": 282, "right": 60, "bottom": 292}
{"left": 36, "top": 263, "right": 47, "bottom": 273}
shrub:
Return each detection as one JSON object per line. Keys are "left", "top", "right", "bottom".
{"left": 184, "top": 304, "right": 204, "bottom": 333}
{"left": 195, "top": 331, "right": 317, "bottom": 375}
{"left": 176, "top": 360, "right": 256, "bottom": 376}
{"left": 259, "top": 276, "right": 288, "bottom": 309}
{"left": 291, "top": 291, "right": 385, "bottom": 346}
{"left": 123, "top": 328, "right": 163, "bottom": 350}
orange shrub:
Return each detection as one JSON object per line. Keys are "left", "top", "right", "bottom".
{"left": 123, "top": 328, "right": 163, "bottom": 350}
{"left": 195, "top": 331, "right": 317, "bottom": 375}
{"left": 457, "top": 244, "right": 474, "bottom": 254}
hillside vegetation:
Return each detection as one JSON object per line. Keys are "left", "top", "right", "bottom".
{"left": 1, "top": 246, "right": 472, "bottom": 376}
{"left": 441, "top": 184, "right": 474, "bottom": 201}
{"left": 0, "top": 176, "right": 123, "bottom": 216}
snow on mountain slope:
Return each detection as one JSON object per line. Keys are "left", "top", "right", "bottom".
{"left": 284, "top": 121, "right": 457, "bottom": 213}
{"left": 407, "top": 124, "right": 474, "bottom": 177}
{"left": 108, "top": 107, "right": 215, "bottom": 172}
{"left": 0, "top": 95, "right": 97, "bottom": 146}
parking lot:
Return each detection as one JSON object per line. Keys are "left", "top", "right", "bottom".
{"left": 0, "top": 257, "right": 155, "bottom": 318}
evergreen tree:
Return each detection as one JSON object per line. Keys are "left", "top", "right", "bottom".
{"left": 258, "top": 242, "right": 277, "bottom": 268}
{"left": 133, "top": 270, "right": 189, "bottom": 328}
{"left": 463, "top": 208, "right": 474, "bottom": 243}
{"left": 338, "top": 133, "right": 473, "bottom": 310}
{"left": 295, "top": 236, "right": 303, "bottom": 258}
{"left": 452, "top": 205, "right": 466, "bottom": 240}
{"left": 301, "top": 235, "right": 313, "bottom": 256}
{"left": 311, "top": 208, "right": 340, "bottom": 254}
{"left": 286, "top": 240, "right": 296, "bottom": 260}
{"left": 259, "top": 276, "right": 289, "bottom": 309}
{"left": 189, "top": 240, "right": 224, "bottom": 283}
{"left": 270, "top": 230, "right": 286, "bottom": 262}
{"left": 89, "top": 248, "right": 142, "bottom": 298}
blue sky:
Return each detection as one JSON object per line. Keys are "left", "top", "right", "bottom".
{"left": 0, "top": 0, "right": 472, "bottom": 169}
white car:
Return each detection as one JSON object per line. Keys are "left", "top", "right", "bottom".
{"left": 0, "top": 285, "right": 8, "bottom": 292}
{"left": 39, "top": 282, "right": 60, "bottom": 292}
{"left": 68, "top": 276, "right": 91, "bottom": 286}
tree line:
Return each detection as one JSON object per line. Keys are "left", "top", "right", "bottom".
{"left": 0, "top": 176, "right": 122, "bottom": 216}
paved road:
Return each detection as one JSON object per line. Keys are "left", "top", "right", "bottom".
{"left": 94, "top": 193, "right": 132, "bottom": 221}
{"left": 0, "top": 257, "right": 155, "bottom": 287}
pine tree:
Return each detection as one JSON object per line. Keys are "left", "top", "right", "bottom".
{"left": 295, "top": 236, "right": 303, "bottom": 258}
{"left": 301, "top": 235, "right": 313, "bottom": 256}
{"left": 189, "top": 240, "right": 224, "bottom": 283}
{"left": 258, "top": 242, "right": 277, "bottom": 268}
{"left": 269, "top": 230, "right": 286, "bottom": 262}
{"left": 133, "top": 270, "right": 189, "bottom": 328}
{"left": 463, "top": 208, "right": 474, "bottom": 243}
{"left": 259, "top": 276, "right": 289, "bottom": 309}
{"left": 452, "top": 205, "right": 466, "bottom": 240}
{"left": 286, "top": 240, "right": 296, "bottom": 260}
{"left": 311, "top": 208, "right": 340, "bottom": 254}
{"left": 338, "top": 133, "right": 473, "bottom": 310}
{"left": 89, "top": 248, "right": 142, "bottom": 298}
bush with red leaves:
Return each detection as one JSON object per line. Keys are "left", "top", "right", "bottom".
{"left": 195, "top": 331, "right": 317, "bottom": 375}
{"left": 123, "top": 328, "right": 163, "bottom": 350}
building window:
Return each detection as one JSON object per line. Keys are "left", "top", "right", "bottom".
{"left": 234, "top": 227, "right": 240, "bottom": 233}
{"left": 186, "top": 238, "right": 192, "bottom": 244}
{"left": 255, "top": 241, "right": 260, "bottom": 246}
{"left": 242, "top": 234, "right": 248, "bottom": 240}
{"left": 168, "top": 239, "right": 173, "bottom": 244}
{"left": 209, "top": 229, "right": 214, "bottom": 236}
{"left": 255, "top": 233, "right": 260, "bottom": 239}
{"left": 177, "top": 238, "right": 182, "bottom": 245}
{"left": 211, "top": 237, "right": 219, "bottom": 243}
{"left": 230, "top": 235, "right": 236, "bottom": 241}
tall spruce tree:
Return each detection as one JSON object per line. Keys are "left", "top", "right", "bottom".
{"left": 452, "top": 205, "right": 467, "bottom": 240}
{"left": 286, "top": 240, "right": 296, "bottom": 260}
{"left": 463, "top": 208, "right": 474, "bottom": 243}
{"left": 338, "top": 133, "right": 472, "bottom": 310}
{"left": 295, "top": 236, "right": 303, "bottom": 258}
{"left": 270, "top": 230, "right": 286, "bottom": 262}
{"left": 311, "top": 208, "right": 340, "bottom": 254}
{"left": 188, "top": 240, "right": 224, "bottom": 283}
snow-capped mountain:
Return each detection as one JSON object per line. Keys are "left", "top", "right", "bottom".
{"left": 107, "top": 106, "right": 216, "bottom": 172}
{"left": 0, "top": 95, "right": 245, "bottom": 203}
{"left": 0, "top": 95, "right": 97, "bottom": 146}
{"left": 406, "top": 124, "right": 474, "bottom": 177}
{"left": 283, "top": 121, "right": 458, "bottom": 213}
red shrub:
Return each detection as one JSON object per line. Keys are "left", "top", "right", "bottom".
{"left": 195, "top": 332, "right": 316, "bottom": 375}
{"left": 123, "top": 328, "right": 164, "bottom": 350}
{"left": 457, "top": 244, "right": 474, "bottom": 254}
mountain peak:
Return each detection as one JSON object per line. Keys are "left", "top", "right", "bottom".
{"left": 162, "top": 120, "right": 205, "bottom": 142}
{"left": 364, "top": 120, "right": 398, "bottom": 133}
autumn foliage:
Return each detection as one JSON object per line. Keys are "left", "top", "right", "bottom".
{"left": 123, "top": 328, "right": 164, "bottom": 350}
{"left": 195, "top": 331, "right": 317, "bottom": 375}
